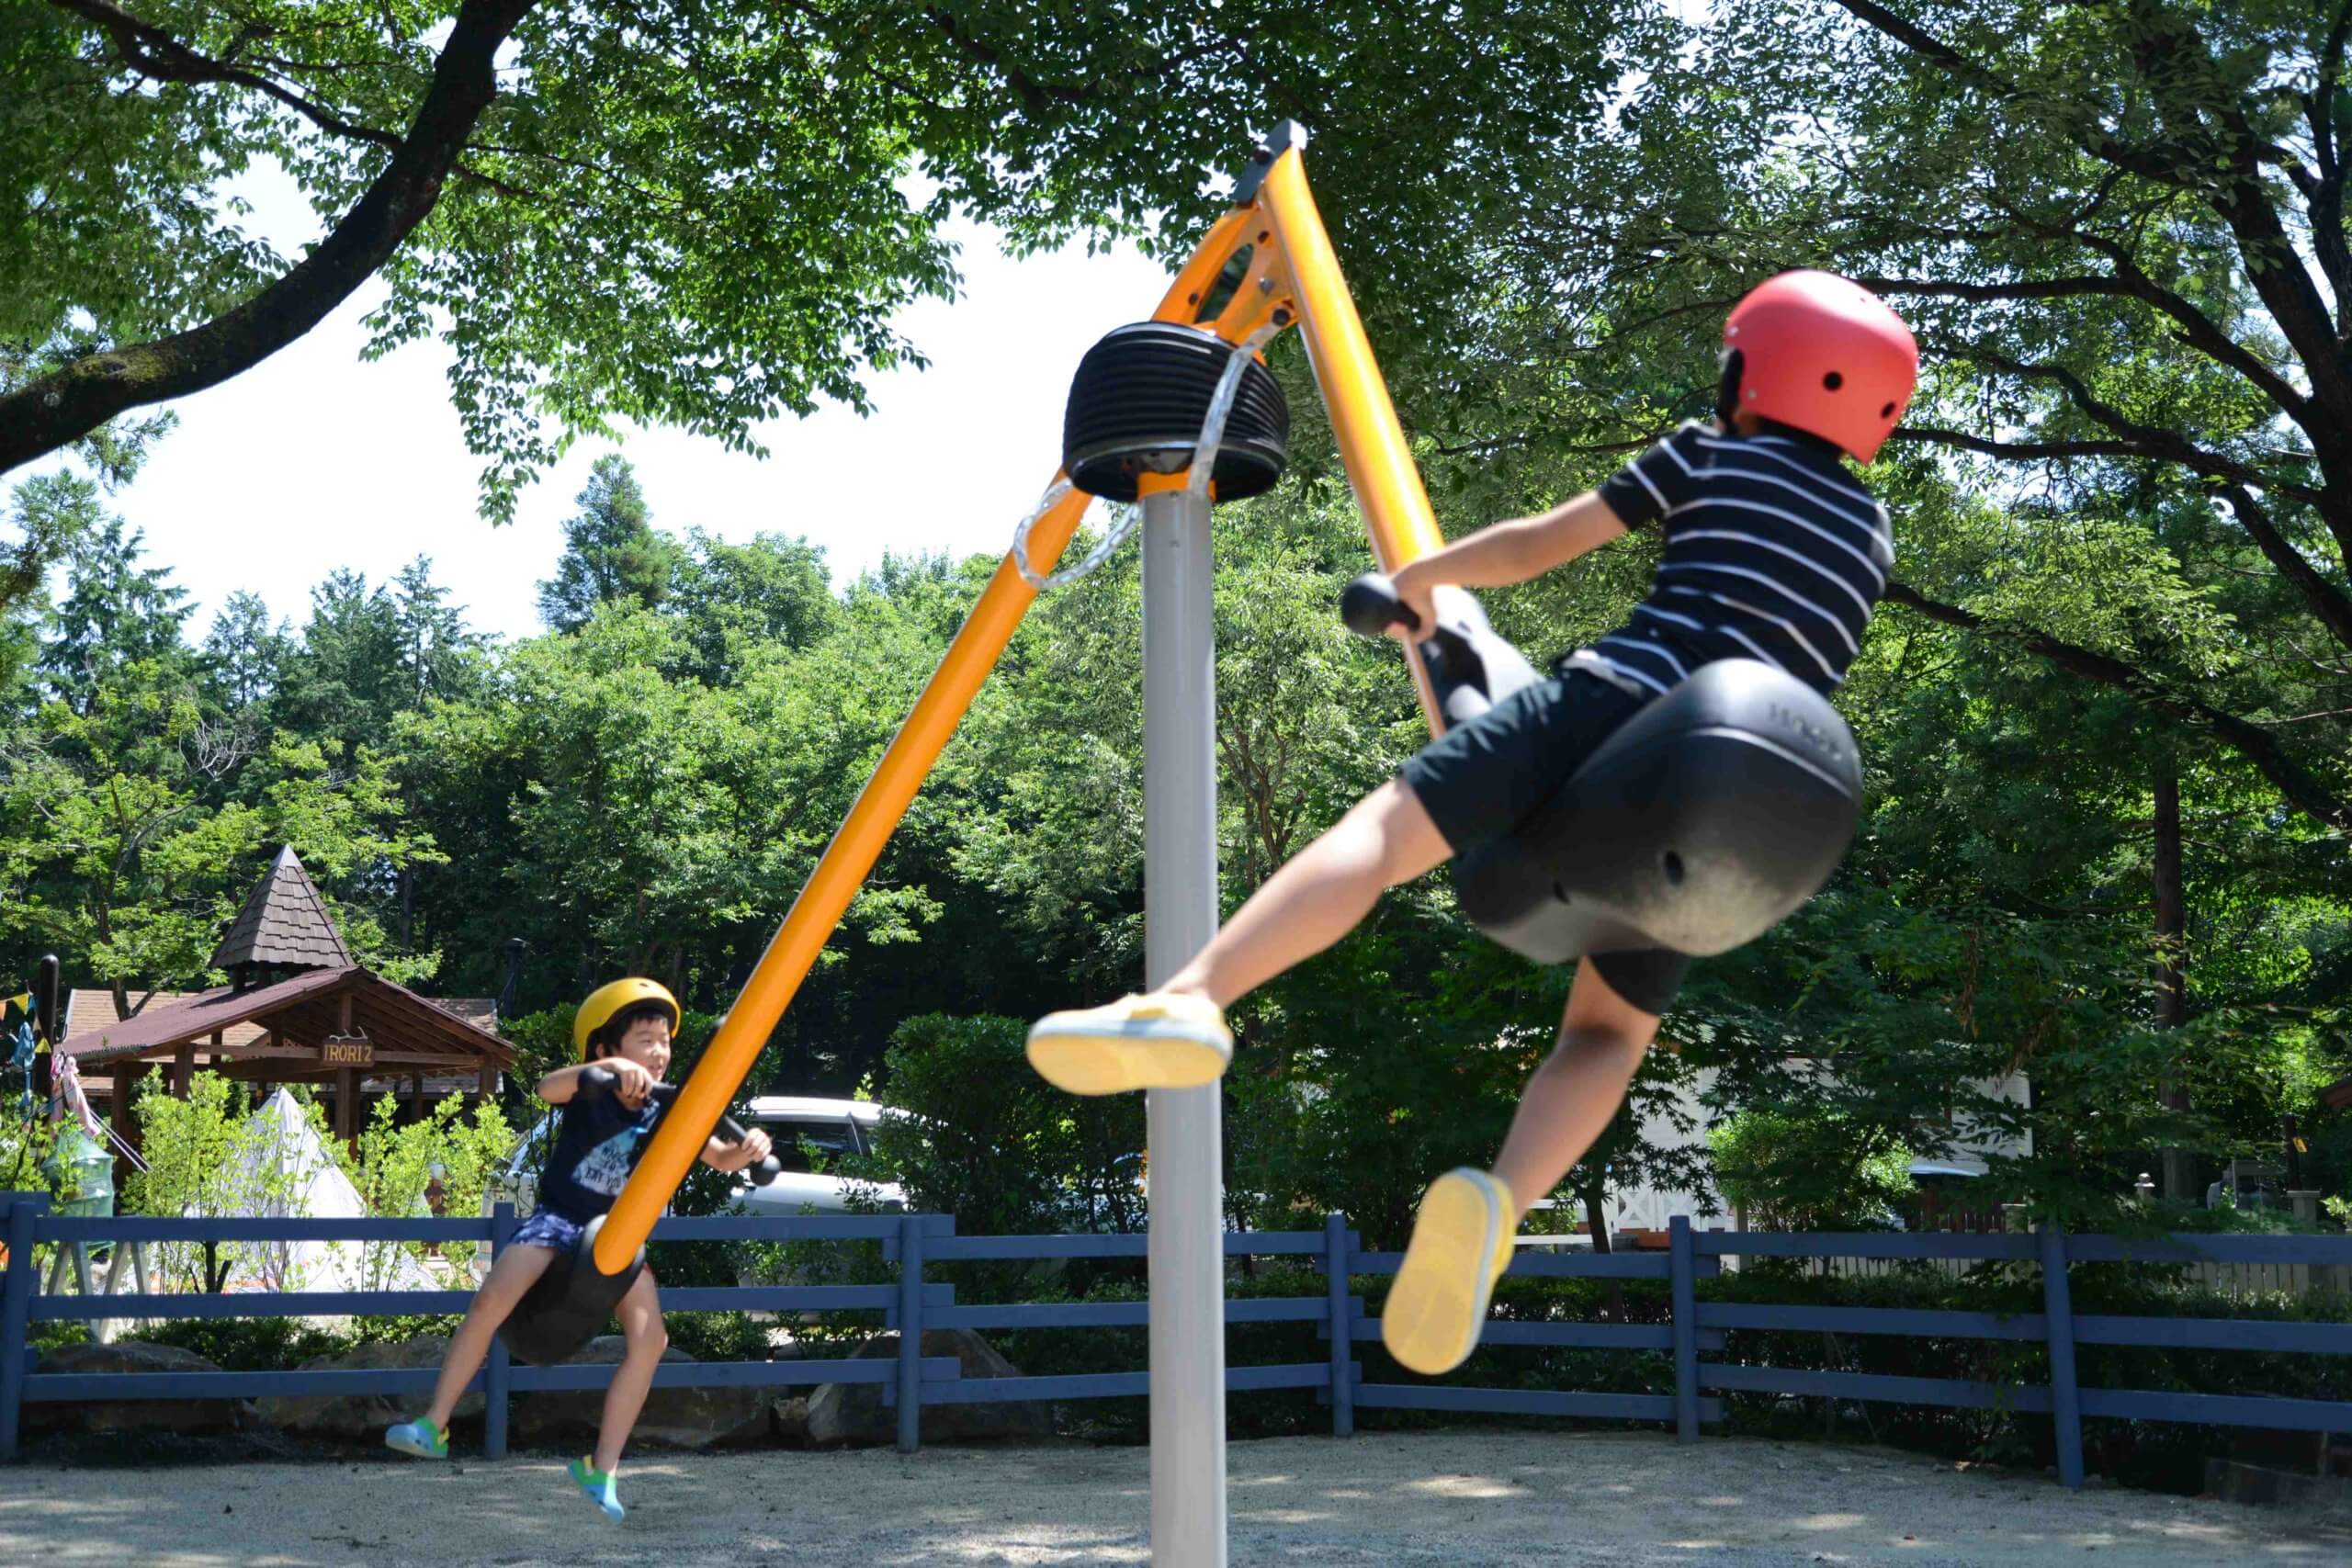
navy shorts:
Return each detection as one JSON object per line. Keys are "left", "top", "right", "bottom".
{"left": 511, "top": 1207, "right": 588, "bottom": 1253}
{"left": 1399, "top": 670, "right": 1692, "bottom": 1016}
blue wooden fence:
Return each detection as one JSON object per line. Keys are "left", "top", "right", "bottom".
{"left": 6, "top": 1194, "right": 2350, "bottom": 1486}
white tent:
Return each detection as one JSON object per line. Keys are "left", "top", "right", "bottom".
{"left": 235, "top": 1088, "right": 434, "bottom": 1295}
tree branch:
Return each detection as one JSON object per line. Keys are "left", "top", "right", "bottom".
{"left": 1883, "top": 580, "right": 2351, "bottom": 831}
{"left": 49, "top": 0, "right": 403, "bottom": 152}
{"left": 1861, "top": 268, "right": 2311, "bottom": 417}
{"left": 1, "top": 0, "right": 539, "bottom": 478}
{"left": 2215, "top": 484, "right": 2352, "bottom": 652}
{"left": 1828, "top": 0, "right": 2202, "bottom": 191}
{"left": 1942, "top": 344, "right": 2329, "bottom": 509}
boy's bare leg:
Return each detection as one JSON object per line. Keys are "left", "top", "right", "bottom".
{"left": 1384, "top": 961, "right": 1657, "bottom": 1376}
{"left": 592, "top": 1270, "right": 667, "bottom": 1473}
{"left": 1165, "top": 779, "right": 1453, "bottom": 1007}
{"left": 1488, "top": 961, "right": 1661, "bottom": 1220}
{"left": 423, "top": 1243, "right": 557, "bottom": 1430}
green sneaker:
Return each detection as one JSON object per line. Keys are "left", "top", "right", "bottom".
{"left": 384, "top": 1416, "right": 448, "bottom": 1459}
{"left": 569, "top": 1456, "right": 624, "bottom": 1522}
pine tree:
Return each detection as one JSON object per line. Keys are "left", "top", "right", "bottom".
{"left": 537, "top": 456, "right": 678, "bottom": 632}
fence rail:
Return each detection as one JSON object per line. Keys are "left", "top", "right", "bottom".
{"left": 5, "top": 1193, "right": 2350, "bottom": 1486}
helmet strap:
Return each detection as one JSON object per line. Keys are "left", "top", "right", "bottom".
{"left": 1714, "top": 347, "right": 1744, "bottom": 427}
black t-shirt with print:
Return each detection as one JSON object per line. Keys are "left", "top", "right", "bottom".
{"left": 537, "top": 1081, "right": 666, "bottom": 1223}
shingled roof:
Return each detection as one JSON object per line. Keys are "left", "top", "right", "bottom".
{"left": 210, "top": 845, "right": 353, "bottom": 974}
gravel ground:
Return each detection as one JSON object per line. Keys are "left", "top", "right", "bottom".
{"left": 4, "top": 1430, "right": 2346, "bottom": 1566}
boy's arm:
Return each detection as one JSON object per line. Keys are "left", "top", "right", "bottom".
{"left": 698, "top": 1126, "right": 774, "bottom": 1173}
{"left": 536, "top": 1058, "right": 656, "bottom": 1106}
{"left": 1390, "top": 491, "right": 1630, "bottom": 622}
{"left": 537, "top": 1064, "right": 594, "bottom": 1105}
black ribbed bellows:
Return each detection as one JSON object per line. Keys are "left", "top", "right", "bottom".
{"left": 1062, "top": 321, "right": 1289, "bottom": 502}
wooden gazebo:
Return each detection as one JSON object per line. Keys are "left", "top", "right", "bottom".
{"left": 59, "top": 847, "right": 512, "bottom": 1168}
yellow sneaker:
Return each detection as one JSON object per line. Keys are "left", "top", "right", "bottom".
{"left": 1025, "top": 992, "right": 1233, "bottom": 1096}
{"left": 1381, "top": 1168, "right": 1517, "bottom": 1376}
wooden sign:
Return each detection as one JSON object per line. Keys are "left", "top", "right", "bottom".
{"left": 322, "top": 1035, "right": 374, "bottom": 1067}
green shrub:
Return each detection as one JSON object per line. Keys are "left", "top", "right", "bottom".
{"left": 143, "top": 1314, "right": 351, "bottom": 1371}
{"left": 869, "top": 1013, "right": 1143, "bottom": 1237}
{"left": 1710, "top": 1110, "right": 1915, "bottom": 1231}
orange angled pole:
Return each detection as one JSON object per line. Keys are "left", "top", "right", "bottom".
{"left": 594, "top": 485, "right": 1091, "bottom": 1269}
{"left": 1250, "top": 127, "right": 1448, "bottom": 736}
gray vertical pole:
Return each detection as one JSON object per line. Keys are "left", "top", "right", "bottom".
{"left": 1669, "top": 1214, "right": 1700, "bottom": 1443}
{"left": 2, "top": 1196, "right": 49, "bottom": 1460}
{"left": 896, "top": 1213, "right": 926, "bottom": 1455}
{"left": 1324, "top": 1213, "right": 1354, "bottom": 1438}
{"left": 2039, "top": 1223, "right": 2084, "bottom": 1487}
{"left": 1141, "top": 486, "right": 1227, "bottom": 1568}
{"left": 483, "top": 1201, "right": 514, "bottom": 1459}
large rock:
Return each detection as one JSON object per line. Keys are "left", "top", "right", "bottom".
{"left": 802, "top": 1327, "right": 1052, "bottom": 1448}
{"left": 513, "top": 1335, "right": 770, "bottom": 1450}
{"left": 256, "top": 1335, "right": 482, "bottom": 1438}
{"left": 28, "top": 1340, "right": 243, "bottom": 1435}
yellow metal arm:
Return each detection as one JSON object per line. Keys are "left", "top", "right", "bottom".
{"left": 596, "top": 124, "right": 1447, "bottom": 1271}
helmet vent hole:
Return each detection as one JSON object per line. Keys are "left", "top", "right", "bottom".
{"left": 1822, "top": 371, "right": 1844, "bottom": 391}
{"left": 1880, "top": 400, "right": 1896, "bottom": 418}
{"left": 1661, "top": 850, "right": 1686, "bottom": 886}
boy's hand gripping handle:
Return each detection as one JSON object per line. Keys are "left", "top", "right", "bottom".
{"left": 577, "top": 1066, "right": 784, "bottom": 1186}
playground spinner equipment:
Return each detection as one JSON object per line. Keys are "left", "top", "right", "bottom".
{"left": 503, "top": 121, "right": 1861, "bottom": 1568}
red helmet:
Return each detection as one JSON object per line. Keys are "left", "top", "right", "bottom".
{"left": 1722, "top": 271, "right": 1918, "bottom": 462}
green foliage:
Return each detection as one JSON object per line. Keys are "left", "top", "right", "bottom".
{"left": 537, "top": 457, "right": 682, "bottom": 633}
{"left": 125, "top": 1073, "right": 296, "bottom": 1292}
{"left": 345, "top": 1092, "right": 516, "bottom": 1290}
{"left": 869, "top": 1013, "right": 1143, "bottom": 1238}
{"left": 1711, "top": 1110, "right": 1915, "bottom": 1232}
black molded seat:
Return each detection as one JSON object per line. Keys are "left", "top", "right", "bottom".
{"left": 1340, "top": 577, "right": 1862, "bottom": 965}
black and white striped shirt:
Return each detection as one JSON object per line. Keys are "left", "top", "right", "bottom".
{"left": 1586, "top": 421, "right": 1894, "bottom": 697}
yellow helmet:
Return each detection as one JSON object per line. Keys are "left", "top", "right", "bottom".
{"left": 574, "top": 977, "right": 682, "bottom": 1060}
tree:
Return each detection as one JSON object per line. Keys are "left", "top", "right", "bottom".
{"left": 201, "top": 589, "right": 290, "bottom": 714}
{"left": 272, "top": 569, "right": 404, "bottom": 758}
{"left": 666, "top": 529, "right": 840, "bottom": 686}
{"left": 390, "top": 556, "right": 481, "bottom": 709}
{"left": 2, "top": 1, "right": 1648, "bottom": 514}
{"left": 40, "top": 511, "right": 194, "bottom": 719}
{"left": 537, "top": 457, "right": 677, "bottom": 631}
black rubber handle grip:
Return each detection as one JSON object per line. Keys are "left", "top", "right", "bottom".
{"left": 576, "top": 1066, "right": 783, "bottom": 1186}
{"left": 1340, "top": 572, "right": 1420, "bottom": 637}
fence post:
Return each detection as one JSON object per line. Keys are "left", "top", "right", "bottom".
{"left": 483, "top": 1202, "right": 514, "bottom": 1461}
{"left": 896, "top": 1213, "right": 926, "bottom": 1455}
{"left": 2038, "top": 1221, "right": 2084, "bottom": 1488}
{"left": 1669, "top": 1213, "right": 1699, "bottom": 1444}
{"left": 2, "top": 1194, "right": 50, "bottom": 1461}
{"left": 1324, "top": 1212, "right": 1354, "bottom": 1438}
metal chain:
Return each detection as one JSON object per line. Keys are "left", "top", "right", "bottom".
{"left": 1012, "top": 322, "right": 1283, "bottom": 590}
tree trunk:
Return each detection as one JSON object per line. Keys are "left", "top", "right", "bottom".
{"left": 2153, "top": 763, "right": 2196, "bottom": 1202}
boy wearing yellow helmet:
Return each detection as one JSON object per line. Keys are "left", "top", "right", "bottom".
{"left": 384, "top": 978, "right": 773, "bottom": 1521}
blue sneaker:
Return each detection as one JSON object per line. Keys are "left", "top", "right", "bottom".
{"left": 385, "top": 1416, "right": 448, "bottom": 1459}
{"left": 568, "top": 1456, "right": 623, "bottom": 1522}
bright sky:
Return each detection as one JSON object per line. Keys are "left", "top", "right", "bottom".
{"left": 100, "top": 162, "right": 1173, "bottom": 645}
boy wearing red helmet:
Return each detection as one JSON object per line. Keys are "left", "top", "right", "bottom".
{"left": 384, "top": 978, "right": 773, "bottom": 1521}
{"left": 1028, "top": 273, "right": 1917, "bottom": 1376}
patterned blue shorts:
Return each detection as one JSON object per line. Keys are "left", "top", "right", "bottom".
{"left": 511, "top": 1207, "right": 589, "bottom": 1253}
